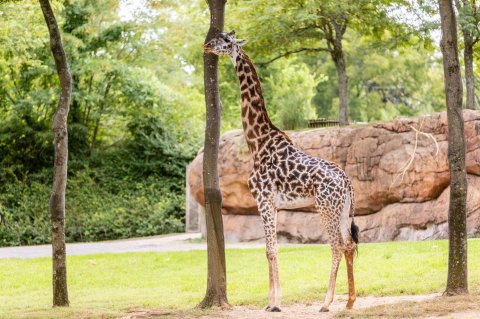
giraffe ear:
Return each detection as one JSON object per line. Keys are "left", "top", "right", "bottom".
{"left": 235, "top": 39, "right": 247, "bottom": 47}
{"left": 227, "top": 30, "right": 236, "bottom": 37}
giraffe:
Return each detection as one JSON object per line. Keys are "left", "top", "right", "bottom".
{"left": 204, "top": 31, "right": 359, "bottom": 312}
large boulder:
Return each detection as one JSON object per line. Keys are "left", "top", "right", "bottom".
{"left": 187, "top": 111, "right": 480, "bottom": 242}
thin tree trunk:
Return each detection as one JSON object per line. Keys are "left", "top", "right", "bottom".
{"left": 83, "top": 74, "right": 94, "bottom": 125}
{"left": 39, "top": 0, "right": 72, "bottom": 307}
{"left": 464, "top": 41, "right": 476, "bottom": 109}
{"left": 71, "top": 74, "right": 82, "bottom": 123}
{"left": 91, "top": 118, "right": 101, "bottom": 150}
{"left": 438, "top": 0, "right": 469, "bottom": 296}
{"left": 197, "top": 0, "right": 230, "bottom": 309}
{"left": 91, "top": 75, "right": 114, "bottom": 150}
{"left": 329, "top": 20, "right": 349, "bottom": 126}
{"left": 333, "top": 51, "right": 349, "bottom": 126}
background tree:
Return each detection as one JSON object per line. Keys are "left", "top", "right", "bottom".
{"left": 455, "top": 0, "right": 480, "bottom": 109}
{"left": 265, "top": 60, "right": 318, "bottom": 129}
{"left": 312, "top": 32, "right": 445, "bottom": 121}
{"left": 39, "top": 0, "right": 72, "bottom": 306}
{"left": 198, "top": 0, "right": 230, "bottom": 309}
{"left": 231, "top": 0, "right": 411, "bottom": 126}
{"left": 438, "top": 0, "right": 469, "bottom": 295}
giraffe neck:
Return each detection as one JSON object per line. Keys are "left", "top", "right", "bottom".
{"left": 230, "top": 47, "right": 280, "bottom": 155}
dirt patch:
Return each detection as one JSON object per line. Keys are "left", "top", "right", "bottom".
{"left": 117, "top": 309, "right": 173, "bottom": 319}
{"left": 119, "top": 293, "right": 480, "bottom": 319}
{"left": 344, "top": 293, "right": 480, "bottom": 318}
{"left": 211, "top": 294, "right": 438, "bottom": 319}
{"left": 424, "top": 311, "right": 480, "bottom": 319}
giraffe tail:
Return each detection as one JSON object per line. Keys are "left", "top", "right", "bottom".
{"left": 349, "top": 185, "right": 359, "bottom": 245}
{"left": 349, "top": 190, "right": 359, "bottom": 258}
{"left": 341, "top": 192, "right": 359, "bottom": 246}
{"left": 340, "top": 192, "right": 352, "bottom": 245}
{"left": 351, "top": 220, "right": 359, "bottom": 244}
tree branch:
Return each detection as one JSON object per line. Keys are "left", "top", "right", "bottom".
{"left": 257, "top": 47, "right": 331, "bottom": 67}
{"left": 91, "top": 72, "right": 116, "bottom": 149}
{"left": 293, "top": 24, "right": 321, "bottom": 33}
{"left": 9, "top": 65, "right": 24, "bottom": 99}
{"left": 3, "top": 89, "right": 16, "bottom": 104}
{"left": 340, "top": 16, "right": 348, "bottom": 35}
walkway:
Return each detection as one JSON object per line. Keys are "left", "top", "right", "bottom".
{"left": 0, "top": 233, "right": 271, "bottom": 259}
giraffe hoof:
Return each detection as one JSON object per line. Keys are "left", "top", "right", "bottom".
{"left": 346, "top": 297, "right": 356, "bottom": 309}
{"left": 265, "top": 306, "right": 281, "bottom": 312}
{"left": 319, "top": 307, "right": 329, "bottom": 312}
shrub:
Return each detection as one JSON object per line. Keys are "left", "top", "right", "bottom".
{"left": 0, "top": 115, "right": 195, "bottom": 247}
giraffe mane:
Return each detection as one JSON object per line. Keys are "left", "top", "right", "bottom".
{"left": 239, "top": 48, "right": 293, "bottom": 144}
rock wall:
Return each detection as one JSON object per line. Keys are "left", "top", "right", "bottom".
{"left": 187, "top": 111, "right": 480, "bottom": 243}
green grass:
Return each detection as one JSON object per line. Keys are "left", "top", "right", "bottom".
{"left": 0, "top": 239, "right": 479, "bottom": 319}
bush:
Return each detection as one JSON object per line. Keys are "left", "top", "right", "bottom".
{"left": 0, "top": 116, "right": 195, "bottom": 247}
{"left": 0, "top": 165, "right": 186, "bottom": 246}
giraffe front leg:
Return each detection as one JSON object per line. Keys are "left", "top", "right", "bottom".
{"left": 320, "top": 246, "right": 342, "bottom": 312}
{"left": 265, "top": 232, "right": 281, "bottom": 312}
{"left": 260, "top": 203, "right": 281, "bottom": 312}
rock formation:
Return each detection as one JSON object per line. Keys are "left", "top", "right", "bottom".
{"left": 187, "top": 111, "right": 480, "bottom": 242}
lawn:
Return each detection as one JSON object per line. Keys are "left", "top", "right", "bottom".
{"left": 1, "top": 239, "right": 479, "bottom": 319}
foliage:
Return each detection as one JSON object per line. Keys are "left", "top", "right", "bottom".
{"left": 0, "top": 166, "right": 186, "bottom": 247}
{"left": 231, "top": 0, "right": 406, "bottom": 55}
{"left": 455, "top": 0, "right": 480, "bottom": 44}
{"left": 282, "top": 33, "right": 446, "bottom": 122}
{"left": 0, "top": 106, "right": 193, "bottom": 246}
{"left": 339, "top": 35, "right": 445, "bottom": 121}
{"left": 0, "top": 0, "right": 202, "bottom": 246}
{"left": 265, "top": 59, "right": 319, "bottom": 129}
{"left": 0, "top": 240, "right": 480, "bottom": 318}
{"left": 0, "top": 0, "right": 477, "bottom": 246}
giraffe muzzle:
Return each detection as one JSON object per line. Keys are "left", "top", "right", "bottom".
{"left": 203, "top": 43, "right": 212, "bottom": 53}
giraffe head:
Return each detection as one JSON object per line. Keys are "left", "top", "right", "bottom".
{"left": 203, "top": 30, "right": 247, "bottom": 57}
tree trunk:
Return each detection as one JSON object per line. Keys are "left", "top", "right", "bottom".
{"left": 91, "top": 75, "right": 114, "bottom": 150}
{"left": 83, "top": 74, "right": 94, "bottom": 125}
{"left": 438, "top": 0, "right": 469, "bottom": 296}
{"left": 464, "top": 40, "right": 476, "bottom": 109}
{"left": 39, "top": 0, "right": 72, "bottom": 307}
{"left": 333, "top": 51, "right": 349, "bottom": 126}
{"left": 197, "top": 0, "right": 230, "bottom": 309}
{"left": 70, "top": 74, "right": 83, "bottom": 124}
{"left": 329, "top": 22, "right": 349, "bottom": 127}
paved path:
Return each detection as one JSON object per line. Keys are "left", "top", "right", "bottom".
{"left": 0, "top": 233, "right": 274, "bottom": 259}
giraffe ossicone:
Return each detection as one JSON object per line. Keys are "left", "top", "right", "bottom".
{"left": 204, "top": 31, "right": 359, "bottom": 312}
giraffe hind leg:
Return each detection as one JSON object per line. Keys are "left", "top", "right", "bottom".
{"left": 345, "top": 248, "right": 356, "bottom": 309}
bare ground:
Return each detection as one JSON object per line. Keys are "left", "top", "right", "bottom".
{"left": 118, "top": 293, "right": 480, "bottom": 319}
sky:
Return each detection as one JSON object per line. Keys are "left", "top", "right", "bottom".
{"left": 118, "top": 0, "right": 148, "bottom": 21}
